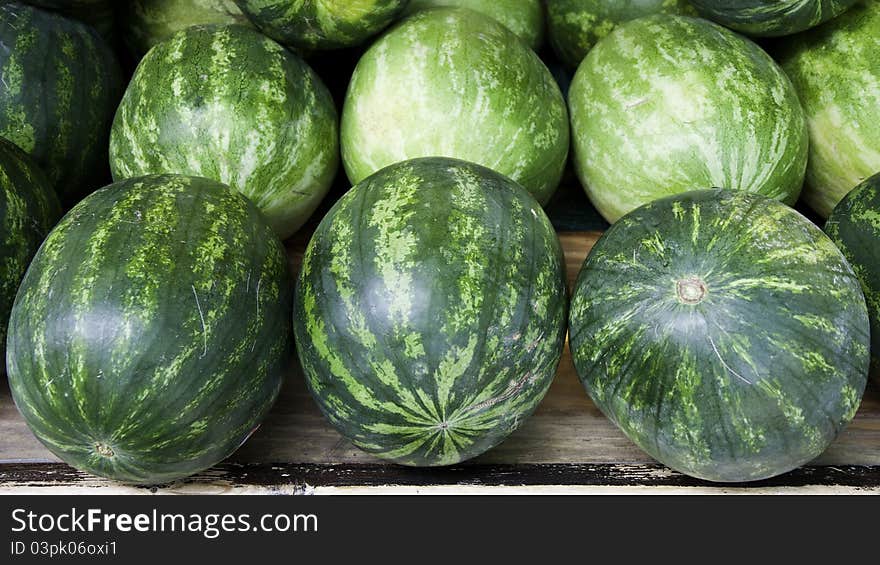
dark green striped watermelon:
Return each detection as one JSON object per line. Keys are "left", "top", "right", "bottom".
{"left": 690, "top": 0, "right": 858, "bottom": 36}
{"left": 0, "top": 3, "right": 122, "bottom": 201}
{"left": 0, "top": 138, "right": 60, "bottom": 365}
{"left": 6, "top": 174, "right": 291, "bottom": 484}
{"left": 546, "top": 0, "right": 696, "bottom": 69}
{"left": 570, "top": 190, "right": 869, "bottom": 482}
{"left": 826, "top": 172, "right": 880, "bottom": 376}
{"left": 341, "top": 8, "right": 569, "bottom": 206}
{"left": 14, "top": 0, "right": 115, "bottom": 40}
{"left": 777, "top": 1, "right": 880, "bottom": 218}
{"left": 569, "top": 15, "right": 807, "bottom": 223}
{"left": 235, "top": 0, "right": 408, "bottom": 50}
{"left": 109, "top": 24, "right": 338, "bottom": 240}
{"left": 294, "top": 157, "right": 568, "bottom": 466}
{"left": 403, "top": 0, "right": 545, "bottom": 50}
{"left": 123, "top": 0, "right": 252, "bottom": 58}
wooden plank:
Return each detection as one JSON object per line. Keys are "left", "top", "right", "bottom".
{"left": 1, "top": 231, "right": 879, "bottom": 490}
{"left": 2, "top": 462, "right": 879, "bottom": 495}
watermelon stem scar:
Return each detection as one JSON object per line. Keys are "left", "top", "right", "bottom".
{"left": 94, "top": 443, "right": 115, "bottom": 458}
{"left": 677, "top": 276, "right": 708, "bottom": 305}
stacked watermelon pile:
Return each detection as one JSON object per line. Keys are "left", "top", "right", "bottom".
{"left": 0, "top": 0, "right": 877, "bottom": 485}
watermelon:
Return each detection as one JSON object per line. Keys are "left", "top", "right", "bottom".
{"left": 6, "top": 174, "right": 291, "bottom": 484}
{"left": 109, "top": 24, "right": 339, "bottom": 240}
{"left": 570, "top": 189, "right": 870, "bottom": 482}
{"left": 546, "top": 0, "right": 696, "bottom": 69}
{"left": 341, "top": 8, "right": 569, "bottom": 206}
{"left": 778, "top": 1, "right": 880, "bottom": 218}
{"left": 403, "top": 0, "right": 545, "bottom": 50}
{"left": 123, "top": 0, "right": 252, "bottom": 58}
{"left": 14, "top": 0, "right": 116, "bottom": 40}
{"left": 235, "top": 0, "right": 408, "bottom": 50}
{"left": 0, "top": 138, "right": 60, "bottom": 365}
{"left": 294, "top": 157, "right": 567, "bottom": 467}
{"left": 569, "top": 15, "right": 807, "bottom": 224}
{"left": 0, "top": 3, "right": 122, "bottom": 201}
{"left": 690, "top": 0, "right": 859, "bottom": 36}
{"left": 826, "top": 172, "right": 880, "bottom": 375}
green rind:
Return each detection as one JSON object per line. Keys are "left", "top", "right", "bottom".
{"left": 341, "top": 8, "right": 569, "bottom": 205}
{"left": 235, "top": 0, "right": 408, "bottom": 50}
{"left": 294, "top": 157, "right": 568, "bottom": 467}
{"left": 826, "top": 172, "right": 880, "bottom": 375}
{"left": 569, "top": 189, "right": 869, "bottom": 482}
{"left": 109, "top": 24, "right": 339, "bottom": 240}
{"left": 0, "top": 138, "right": 61, "bottom": 364}
{"left": 569, "top": 15, "right": 808, "bottom": 223}
{"left": 7, "top": 174, "right": 291, "bottom": 485}
{"left": 124, "top": 0, "right": 252, "bottom": 58}
{"left": 15, "top": 0, "right": 116, "bottom": 40}
{"left": 546, "top": 0, "right": 696, "bottom": 69}
{"left": 778, "top": 1, "right": 880, "bottom": 218}
{"left": 0, "top": 3, "right": 123, "bottom": 200}
{"left": 690, "top": 0, "right": 858, "bottom": 37}
{"left": 403, "top": 0, "right": 544, "bottom": 50}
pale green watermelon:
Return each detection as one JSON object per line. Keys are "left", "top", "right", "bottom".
{"left": 569, "top": 15, "right": 807, "bottom": 223}
{"left": 341, "top": 8, "right": 569, "bottom": 205}
{"left": 109, "top": 24, "right": 339, "bottom": 240}
{"left": 778, "top": 1, "right": 880, "bottom": 218}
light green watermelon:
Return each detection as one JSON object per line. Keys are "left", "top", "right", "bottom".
{"left": 294, "top": 157, "right": 568, "bottom": 466}
{"left": 123, "top": 0, "right": 252, "bottom": 57}
{"left": 546, "top": 0, "right": 696, "bottom": 69}
{"left": 109, "top": 24, "right": 339, "bottom": 240}
{"left": 778, "top": 1, "right": 880, "bottom": 218}
{"left": 341, "top": 8, "right": 569, "bottom": 205}
{"left": 403, "top": 0, "right": 544, "bottom": 50}
{"left": 235, "top": 0, "right": 408, "bottom": 50}
{"left": 569, "top": 15, "right": 807, "bottom": 223}
{"left": 690, "top": 0, "right": 859, "bottom": 37}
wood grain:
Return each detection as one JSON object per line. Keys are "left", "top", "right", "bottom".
{"left": 2, "top": 462, "right": 879, "bottom": 495}
{"left": 1, "top": 231, "right": 879, "bottom": 490}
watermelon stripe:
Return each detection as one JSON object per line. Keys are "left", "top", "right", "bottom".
{"left": 690, "top": 0, "right": 859, "bottom": 36}
{"left": 546, "top": 0, "right": 696, "bottom": 69}
{"left": 826, "top": 173, "right": 880, "bottom": 373}
{"left": 235, "top": 0, "right": 408, "bottom": 50}
{"left": 124, "top": 0, "right": 251, "bottom": 57}
{"left": 0, "top": 138, "right": 60, "bottom": 363}
{"left": 403, "top": 0, "right": 545, "bottom": 49}
{"left": 20, "top": 0, "right": 116, "bottom": 40}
